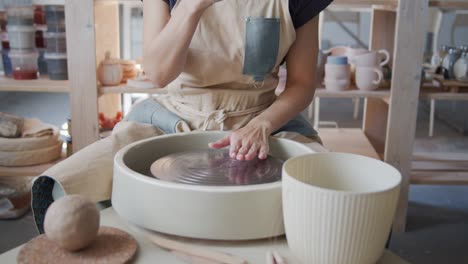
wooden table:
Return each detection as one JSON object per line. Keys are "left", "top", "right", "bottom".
{"left": 0, "top": 207, "right": 410, "bottom": 263}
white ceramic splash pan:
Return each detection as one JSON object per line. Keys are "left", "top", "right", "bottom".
{"left": 112, "top": 131, "right": 315, "bottom": 240}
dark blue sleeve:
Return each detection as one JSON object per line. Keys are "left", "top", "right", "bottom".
{"left": 141, "top": 0, "right": 175, "bottom": 10}
{"left": 290, "top": 0, "right": 333, "bottom": 29}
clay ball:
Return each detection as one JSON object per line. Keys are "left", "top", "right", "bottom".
{"left": 44, "top": 195, "right": 100, "bottom": 252}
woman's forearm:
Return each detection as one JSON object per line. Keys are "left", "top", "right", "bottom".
{"left": 250, "top": 16, "right": 319, "bottom": 135}
{"left": 143, "top": 3, "right": 205, "bottom": 87}
{"left": 251, "top": 81, "right": 316, "bottom": 133}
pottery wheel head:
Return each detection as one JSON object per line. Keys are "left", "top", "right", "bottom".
{"left": 150, "top": 149, "right": 284, "bottom": 186}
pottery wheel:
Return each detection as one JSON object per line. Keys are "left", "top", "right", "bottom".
{"left": 17, "top": 226, "right": 137, "bottom": 264}
{"left": 150, "top": 149, "right": 284, "bottom": 186}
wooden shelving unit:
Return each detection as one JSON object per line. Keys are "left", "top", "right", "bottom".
{"left": 429, "top": 0, "right": 468, "bottom": 9}
{"left": 0, "top": 0, "right": 454, "bottom": 232}
{"left": 0, "top": 76, "right": 69, "bottom": 93}
{"left": 315, "top": 87, "right": 391, "bottom": 99}
{"left": 99, "top": 84, "right": 165, "bottom": 95}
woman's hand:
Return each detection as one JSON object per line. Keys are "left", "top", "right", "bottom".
{"left": 143, "top": 0, "right": 224, "bottom": 87}
{"left": 209, "top": 122, "right": 272, "bottom": 161}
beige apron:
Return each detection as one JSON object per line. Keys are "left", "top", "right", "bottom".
{"left": 32, "top": 0, "right": 325, "bottom": 230}
{"left": 157, "top": 0, "right": 296, "bottom": 131}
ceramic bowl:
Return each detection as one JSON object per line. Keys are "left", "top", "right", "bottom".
{"left": 283, "top": 153, "right": 401, "bottom": 264}
{"left": 112, "top": 131, "right": 316, "bottom": 240}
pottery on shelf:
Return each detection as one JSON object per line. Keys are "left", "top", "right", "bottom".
{"left": 454, "top": 52, "right": 468, "bottom": 82}
{"left": 97, "top": 51, "right": 123, "bottom": 86}
{"left": 442, "top": 48, "right": 462, "bottom": 80}
{"left": 355, "top": 66, "right": 383, "bottom": 91}
{"left": 352, "top": 49, "right": 390, "bottom": 67}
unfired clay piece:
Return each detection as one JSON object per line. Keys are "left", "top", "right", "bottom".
{"left": 44, "top": 195, "right": 100, "bottom": 251}
{"left": 17, "top": 226, "right": 137, "bottom": 264}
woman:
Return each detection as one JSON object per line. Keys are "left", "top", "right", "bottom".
{"left": 131, "top": 0, "right": 332, "bottom": 160}
{"left": 31, "top": 0, "right": 332, "bottom": 233}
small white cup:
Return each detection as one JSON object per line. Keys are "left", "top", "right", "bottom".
{"left": 355, "top": 66, "right": 383, "bottom": 91}
{"left": 325, "top": 64, "right": 351, "bottom": 80}
{"left": 352, "top": 49, "right": 390, "bottom": 67}
{"left": 282, "top": 153, "right": 401, "bottom": 264}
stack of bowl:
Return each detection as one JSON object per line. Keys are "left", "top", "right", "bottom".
{"left": 43, "top": 5, "right": 68, "bottom": 80}
{"left": 6, "top": 6, "right": 39, "bottom": 80}
{"left": 324, "top": 56, "right": 351, "bottom": 91}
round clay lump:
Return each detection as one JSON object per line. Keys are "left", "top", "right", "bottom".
{"left": 44, "top": 194, "right": 100, "bottom": 252}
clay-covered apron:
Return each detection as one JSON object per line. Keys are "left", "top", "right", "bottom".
{"left": 155, "top": 0, "right": 296, "bottom": 132}
{"left": 31, "top": 0, "right": 325, "bottom": 233}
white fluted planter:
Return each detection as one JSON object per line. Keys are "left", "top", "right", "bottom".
{"left": 283, "top": 153, "right": 401, "bottom": 264}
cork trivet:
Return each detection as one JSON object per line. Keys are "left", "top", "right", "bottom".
{"left": 17, "top": 227, "right": 137, "bottom": 264}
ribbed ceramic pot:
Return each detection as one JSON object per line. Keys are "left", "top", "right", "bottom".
{"left": 113, "top": 131, "right": 316, "bottom": 240}
{"left": 282, "top": 153, "right": 401, "bottom": 264}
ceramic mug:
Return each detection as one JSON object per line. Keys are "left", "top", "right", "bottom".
{"left": 282, "top": 153, "right": 401, "bottom": 264}
{"left": 327, "top": 56, "right": 348, "bottom": 65}
{"left": 325, "top": 64, "right": 351, "bottom": 80}
{"left": 355, "top": 66, "right": 383, "bottom": 91}
{"left": 326, "top": 46, "right": 368, "bottom": 58}
{"left": 352, "top": 49, "right": 390, "bottom": 67}
{"left": 324, "top": 78, "right": 350, "bottom": 91}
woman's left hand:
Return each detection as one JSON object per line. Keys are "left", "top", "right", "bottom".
{"left": 209, "top": 122, "right": 272, "bottom": 161}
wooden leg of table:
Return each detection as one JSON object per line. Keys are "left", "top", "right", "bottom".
{"left": 314, "top": 97, "right": 320, "bottom": 129}
{"left": 66, "top": 0, "right": 99, "bottom": 152}
{"left": 429, "top": 99, "right": 435, "bottom": 137}
{"left": 353, "top": 98, "right": 360, "bottom": 120}
{"left": 384, "top": 0, "right": 429, "bottom": 233}
{"left": 308, "top": 99, "right": 314, "bottom": 121}
{"left": 363, "top": 98, "right": 388, "bottom": 156}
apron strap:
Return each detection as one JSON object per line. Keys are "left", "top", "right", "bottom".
{"left": 174, "top": 101, "right": 273, "bottom": 131}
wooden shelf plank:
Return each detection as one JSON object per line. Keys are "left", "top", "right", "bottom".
{"left": 318, "top": 128, "right": 381, "bottom": 160}
{"left": 413, "top": 152, "right": 468, "bottom": 162}
{"left": 412, "top": 161, "right": 468, "bottom": 171}
{"left": 429, "top": 1, "right": 468, "bottom": 9}
{"left": 411, "top": 171, "right": 468, "bottom": 185}
{"left": 331, "top": 0, "right": 397, "bottom": 7}
{"left": 32, "top": 0, "right": 65, "bottom": 5}
{"left": 33, "top": 0, "right": 144, "bottom": 6}
{"left": 0, "top": 151, "right": 66, "bottom": 177}
{"left": 316, "top": 87, "right": 390, "bottom": 98}
{"left": 0, "top": 76, "right": 69, "bottom": 93}
{"left": 99, "top": 84, "right": 166, "bottom": 95}
{"left": 100, "top": 83, "right": 390, "bottom": 98}
{"left": 420, "top": 92, "right": 468, "bottom": 101}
